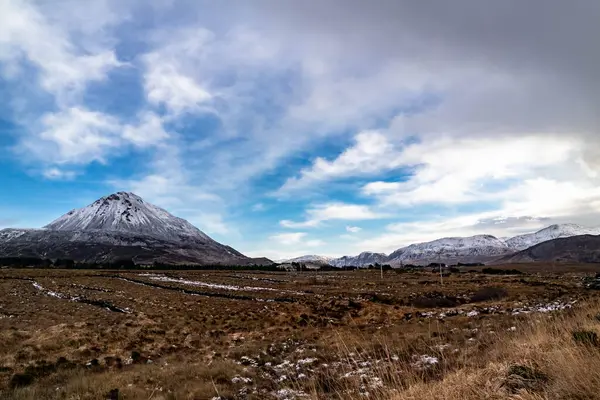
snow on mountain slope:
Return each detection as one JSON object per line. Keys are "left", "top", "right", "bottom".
{"left": 387, "top": 235, "right": 512, "bottom": 265}
{"left": 279, "top": 255, "right": 334, "bottom": 264}
{"left": 0, "top": 228, "right": 35, "bottom": 241}
{"left": 500, "top": 235, "right": 600, "bottom": 264}
{"left": 0, "top": 192, "right": 263, "bottom": 265}
{"left": 505, "top": 224, "right": 600, "bottom": 251}
{"left": 330, "top": 252, "right": 388, "bottom": 267}
{"left": 44, "top": 192, "right": 212, "bottom": 243}
{"left": 278, "top": 224, "right": 600, "bottom": 268}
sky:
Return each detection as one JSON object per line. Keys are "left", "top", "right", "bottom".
{"left": 1, "top": 0, "right": 599, "bottom": 260}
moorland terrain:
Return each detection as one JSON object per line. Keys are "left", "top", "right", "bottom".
{"left": 2, "top": 264, "right": 600, "bottom": 399}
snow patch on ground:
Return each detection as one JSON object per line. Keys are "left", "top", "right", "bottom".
{"left": 412, "top": 299, "right": 576, "bottom": 320}
{"left": 147, "top": 275, "right": 305, "bottom": 295}
{"left": 412, "top": 355, "right": 439, "bottom": 368}
{"left": 31, "top": 281, "right": 131, "bottom": 313}
{"left": 231, "top": 376, "right": 252, "bottom": 384}
{"left": 32, "top": 282, "right": 68, "bottom": 299}
{"left": 272, "top": 388, "right": 310, "bottom": 399}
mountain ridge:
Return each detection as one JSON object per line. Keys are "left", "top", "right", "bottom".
{"left": 286, "top": 224, "right": 600, "bottom": 267}
{"left": 2, "top": 195, "right": 598, "bottom": 267}
{"left": 504, "top": 224, "right": 600, "bottom": 251}
{"left": 500, "top": 235, "right": 600, "bottom": 264}
{"left": 0, "top": 192, "right": 270, "bottom": 266}
{"left": 330, "top": 252, "right": 388, "bottom": 267}
{"left": 277, "top": 255, "right": 334, "bottom": 264}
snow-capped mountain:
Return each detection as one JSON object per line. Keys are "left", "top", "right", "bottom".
{"left": 504, "top": 224, "right": 600, "bottom": 251}
{"left": 501, "top": 235, "right": 600, "bottom": 264}
{"left": 387, "top": 235, "right": 512, "bottom": 265}
{"left": 0, "top": 192, "right": 271, "bottom": 266}
{"left": 274, "top": 224, "right": 600, "bottom": 268}
{"left": 45, "top": 192, "right": 211, "bottom": 243}
{"left": 330, "top": 252, "right": 388, "bottom": 267}
{"left": 278, "top": 255, "right": 334, "bottom": 264}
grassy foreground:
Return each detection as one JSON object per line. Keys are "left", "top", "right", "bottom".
{"left": 1, "top": 268, "right": 599, "bottom": 399}
{"left": 6, "top": 301, "right": 600, "bottom": 399}
{"left": 385, "top": 300, "right": 600, "bottom": 400}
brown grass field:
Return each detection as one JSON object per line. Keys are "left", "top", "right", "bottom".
{"left": 1, "top": 264, "right": 600, "bottom": 399}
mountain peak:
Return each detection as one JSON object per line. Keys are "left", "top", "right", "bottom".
{"left": 95, "top": 191, "right": 143, "bottom": 204}
{"left": 44, "top": 192, "right": 212, "bottom": 243}
{"left": 116, "top": 191, "right": 144, "bottom": 200}
{"left": 542, "top": 223, "right": 582, "bottom": 231}
{"left": 505, "top": 223, "right": 600, "bottom": 251}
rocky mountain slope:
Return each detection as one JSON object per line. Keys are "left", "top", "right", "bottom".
{"left": 289, "top": 224, "right": 600, "bottom": 267}
{"left": 278, "top": 255, "right": 334, "bottom": 264}
{"left": 0, "top": 192, "right": 270, "bottom": 266}
{"left": 330, "top": 252, "right": 388, "bottom": 267}
{"left": 500, "top": 235, "right": 600, "bottom": 263}
{"left": 505, "top": 224, "right": 600, "bottom": 251}
{"left": 386, "top": 235, "right": 513, "bottom": 266}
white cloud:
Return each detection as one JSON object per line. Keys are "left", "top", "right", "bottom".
{"left": 357, "top": 178, "right": 600, "bottom": 254}
{"left": 280, "top": 219, "right": 321, "bottom": 229}
{"left": 0, "top": 0, "right": 123, "bottom": 102}
{"left": 115, "top": 145, "right": 221, "bottom": 207}
{"left": 363, "top": 135, "right": 582, "bottom": 207}
{"left": 187, "top": 212, "right": 230, "bottom": 235}
{"left": 42, "top": 168, "right": 77, "bottom": 180}
{"left": 346, "top": 226, "right": 362, "bottom": 233}
{"left": 286, "top": 60, "right": 436, "bottom": 133}
{"left": 281, "top": 128, "right": 583, "bottom": 207}
{"left": 144, "top": 55, "right": 212, "bottom": 116}
{"left": 132, "top": 21, "right": 435, "bottom": 197}
{"left": 24, "top": 107, "right": 121, "bottom": 164}
{"left": 499, "top": 178, "right": 600, "bottom": 218}
{"left": 265, "top": 232, "right": 326, "bottom": 260}
{"left": 279, "top": 131, "right": 399, "bottom": 193}
{"left": 305, "top": 239, "right": 326, "bottom": 247}
{"left": 122, "top": 112, "right": 170, "bottom": 147}
{"left": 270, "top": 232, "right": 307, "bottom": 246}
{"left": 21, "top": 107, "right": 171, "bottom": 167}
{"left": 281, "top": 202, "right": 387, "bottom": 228}
{"left": 141, "top": 26, "right": 280, "bottom": 118}
{"left": 309, "top": 203, "right": 385, "bottom": 221}
{"left": 0, "top": 0, "right": 147, "bottom": 174}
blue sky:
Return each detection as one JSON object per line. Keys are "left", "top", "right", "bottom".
{"left": 1, "top": 0, "right": 599, "bottom": 260}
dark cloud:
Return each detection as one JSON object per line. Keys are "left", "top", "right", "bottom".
{"left": 239, "top": 0, "right": 600, "bottom": 138}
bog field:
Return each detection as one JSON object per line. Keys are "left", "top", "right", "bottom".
{"left": 2, "top": 265, "right": 600, "bottom": 399}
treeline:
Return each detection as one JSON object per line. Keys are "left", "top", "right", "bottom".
{"left": 0, "top": 257, "right": 487, "bottom": 271}
{"left": 0, "top": 257, "right": 279, "bottom": 271}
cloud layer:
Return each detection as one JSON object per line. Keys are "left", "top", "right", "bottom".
{"left": 1, "top": 0, "right": 599, "bottom": 259}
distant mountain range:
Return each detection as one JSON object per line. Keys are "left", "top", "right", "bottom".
{"left": 284, "top": 224, "right": 600, "bottom": 267}
{"left": 2, "top": 193, "right": 599, "bottom": 267}
{"left": 0, "top": 192, "right": 271, "bottom": 266}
